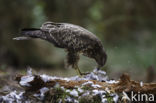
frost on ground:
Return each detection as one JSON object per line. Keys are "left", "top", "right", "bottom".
{"left": 0, "top": 91, "right": 25, "bottom": 103}
{"left": 19, "top": 75, "right": 34, "bottom": 87}
{"left": 0, "top": 68, "right": 120, "bottom": 103}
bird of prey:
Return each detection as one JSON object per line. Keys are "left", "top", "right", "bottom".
{"left": 13, "top": 21, "right": 107, "bottom": 75}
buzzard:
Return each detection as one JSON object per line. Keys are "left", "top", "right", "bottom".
{"left": 13, "top": 22, "right": 107, "bottom": 75}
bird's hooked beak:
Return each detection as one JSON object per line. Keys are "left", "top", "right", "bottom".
{"left": 96, "top": 49, "right": 107, "bottom": 70}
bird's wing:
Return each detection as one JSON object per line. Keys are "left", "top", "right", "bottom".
{"left": 41, "top": 22, "right": 101, "bottom": 49}
{"left": 49, "top": 25, "right": 95, "bottom": 50}
{"left": 46, "top": 30, "right": 64, "bottom": 48}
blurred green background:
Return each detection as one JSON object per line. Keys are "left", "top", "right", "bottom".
{"left": 0, "top": 0, "right": 156, "bottom": 81}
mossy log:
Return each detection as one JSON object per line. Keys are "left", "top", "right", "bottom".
{"left": 15, "top": 73, "right": 156, "bottom": 94}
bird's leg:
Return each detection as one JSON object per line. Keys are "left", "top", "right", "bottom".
{"left": 66, "top": 51, "right": 89, "bottom": 76}
{"left": 74, "top": 64, "right": 89, "bottom": 76}
{"left": 81, "top": 72, "right": 90, "bottom": 75}
{"left": 74, "top": 64, "right": 82, "bottom": 76}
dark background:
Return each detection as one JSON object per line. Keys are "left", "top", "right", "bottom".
{"left": 0, "top": 0, "right": 156, "bottom": 82}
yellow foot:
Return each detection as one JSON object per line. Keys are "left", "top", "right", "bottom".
{"left": 76, "top": 71, "right": 90, "bottom": 77}
{"left": 74, "top": 65, "right": 90, "bottom": 76}
{"left": 80, "top": 72, "right": 90, "bottom": 75}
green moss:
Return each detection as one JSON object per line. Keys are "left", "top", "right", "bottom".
{"left": 79, "top": 94, "right": 101, "bottom": 103}
{"left": 43, "top": 87, "right": 69, "bottom": 103}
{"left": 82, "top": 85, "right": 92, "bottom": 91}
{"left": 106, "top": 93, "right": 114, "bottom": 103}
{"left": 92, "top": 94, "right": 102, "bottom": 103}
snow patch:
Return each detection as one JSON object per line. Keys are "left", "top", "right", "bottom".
{"left": 112, "top": 93, "right": 119, "bottom": 103}
{"left": 82, "top": 81, "right": 93, "bottom": 86}
{"left": 40, "top": 74, "right": 70, "bottom": 82}
{"left": 40, "top": 87, "right": 49, "bottom": 98}
{"left": 66, "top": 89, "right": 78, "bottom": 97}
{"left": 106, "top": 80, "right": 119, "bottom": 84}
{"left": 19, "top": 75, "right": 34, "bottom": 86}
{"left": 81, "top": 91, "right": 90, "bottom": 97}
{"left": 65, "top": 96, "right": 72, "bottom": 102}
{"left": 70, "top": 89, "right": 78, "bottom": 97}
{"left": 92, "top": 89, "right": 106, "bottom": 96}
{"left": 83, "top": 68, "right": 108, "bottom": 81}
{"left": 0, "top": 91, "right": 24, "bottom": 103}
{"left": 92, "top": 84, "right": 102, "bottom": 88}
{"left": 27, "top": 67, "right": 32, "bottom": 75}
{"left": 140, "top": 81, "right": 143, "bottom": 87}
{"left": 33, "top": 87, "right": 49, "bottom": 100}
{"left": 65, "top": 96, "right": 79, "bottom": 103}
{"left": 40, "top": 74, "right": 57, "bottom": 82}
{"left": 77, "top": 88, "right": 83, "bottom": 93}
{"left": 69, "top": 68, "right": 108, "bottom": 82}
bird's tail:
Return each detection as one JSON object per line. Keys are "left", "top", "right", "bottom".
{"left": 13, "top": 28, "right": 45, "bottom": 40}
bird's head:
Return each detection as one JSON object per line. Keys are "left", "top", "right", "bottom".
{"left": 95, "top": 48, "right": 107, "bottom": 69}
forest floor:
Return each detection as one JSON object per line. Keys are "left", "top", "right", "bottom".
{"left": 0, "top": 67, "right": 156, "bottom": 103}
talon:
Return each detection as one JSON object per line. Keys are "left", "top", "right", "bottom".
{"left": 80, "top": 72, "right": 90, "bottom": 75}
{"left": 74, "top": 64, "right": 89, "bottom": 76}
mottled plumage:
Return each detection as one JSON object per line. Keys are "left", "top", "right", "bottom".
{"left": 14, "top": 21, "right": 107, "bottom": 75}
